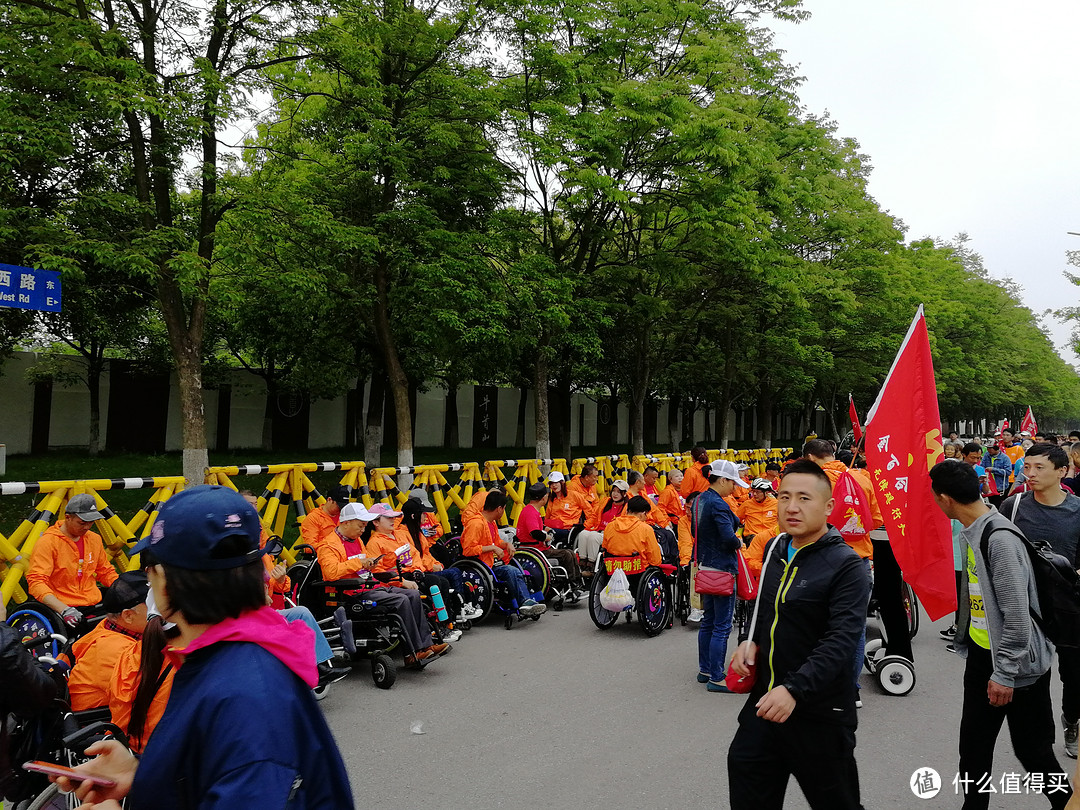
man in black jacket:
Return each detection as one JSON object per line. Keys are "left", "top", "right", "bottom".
{"left": 727, "top": 459, "right": 871, "bottom": 810}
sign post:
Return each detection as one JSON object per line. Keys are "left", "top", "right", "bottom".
{"left": 0, "top": 264, "right": 62, "bottom": 312}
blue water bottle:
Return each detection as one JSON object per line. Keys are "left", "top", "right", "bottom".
{"left": 429, "top": 585, "right": 449, "bottom": 622}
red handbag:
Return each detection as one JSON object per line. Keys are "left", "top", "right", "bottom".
{"left": 694, "top": 567, "right": 735, "bottom": 596}
{"left": 735, "top": 550, "right": 758, "bottom": 601}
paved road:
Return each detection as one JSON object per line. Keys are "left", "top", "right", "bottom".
{"left": 321, "top": 601, "right": 1075, "bottom": 809}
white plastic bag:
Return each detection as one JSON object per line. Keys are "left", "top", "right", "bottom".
{"left": 599, "top": 567, "right": 634, "bottom": 612}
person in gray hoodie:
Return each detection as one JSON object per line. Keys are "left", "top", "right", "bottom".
{"left": 931, "top": 460, "right": 1071, "bottom": 810}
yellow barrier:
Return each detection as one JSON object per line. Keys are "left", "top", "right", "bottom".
{"left": 1, "top": 448, "right": 792, "bottom": 607}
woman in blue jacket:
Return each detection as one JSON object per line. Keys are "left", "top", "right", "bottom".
{"left": 55, "top": 486, "right": 354, "bottom": 809}
{"left": 690, "top": 459, "right": 748, "bottom": 692}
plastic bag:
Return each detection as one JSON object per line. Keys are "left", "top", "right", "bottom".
{"left": 599, "top": 567, "right": 635, "bottom": 612}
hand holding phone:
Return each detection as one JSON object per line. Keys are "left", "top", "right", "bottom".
{"left": 23, "top": 761, "right": 118, "bottom": 788}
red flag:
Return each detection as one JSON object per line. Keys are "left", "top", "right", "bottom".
{"left": 828, "top": 469, "right": 874, "bottom": 545}
{"left": 1020, "top": 406, "right": 1037, "bottom": 435}
{"left": 984, "top": 467, "right": 999, "bottom": 497}
{"left": 849, "top": 394, "right": 863, "bottom": 444}
{"left": 865, "top": 306, "right": 956, "bottom": 621}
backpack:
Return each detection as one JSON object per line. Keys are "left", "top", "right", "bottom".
{"left": 979, "top": 497, "right": 1080, "bottom": 649}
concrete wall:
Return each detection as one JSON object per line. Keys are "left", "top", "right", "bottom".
{"left": 0, "top": 350, "right": 781, "bottom": 455}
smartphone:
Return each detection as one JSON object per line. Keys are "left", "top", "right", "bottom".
{"left": 22, "top": 761, "right": 118, "bottom": 788}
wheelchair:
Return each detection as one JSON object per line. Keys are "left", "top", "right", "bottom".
{"left": 673, "top": 563, "right": 692, "bottom": 626}
{"left": 587, "top": 550, "right": 675, "bottom": 637}
{"left": 512, "top": 532, "right": 585, "bottom": 612}
{"left": 7, "top": 600, "right": 107, "bottom": 661}
{"left": 287, "top": 545, "right": 409, "bottom": 690}
{"left": 2, "top": 632, "right": 128, "bottom": 809}
{"left": 442, "top": 543, "right": 546, "bottom": 630}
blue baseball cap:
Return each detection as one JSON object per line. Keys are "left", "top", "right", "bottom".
{"left": 130, "top": 485, "right": 265, "bottom": 570}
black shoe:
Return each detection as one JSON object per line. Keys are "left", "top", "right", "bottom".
{"left": 317, "top": 661, "right": 351, "bottom": 687}
{"left": 939, "top": 625, "right": 957, "bottom": 640}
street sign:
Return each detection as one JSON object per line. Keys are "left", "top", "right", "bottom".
{"left": 0, "top": 264, "right": 62, "bottom": 312}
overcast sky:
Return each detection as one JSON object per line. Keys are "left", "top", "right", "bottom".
{"left": 769, "top": 1, "right": 1080, "bottom": 364}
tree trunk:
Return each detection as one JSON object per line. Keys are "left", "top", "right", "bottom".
{"left": 261, "top": 374, "right": 276, "bottom": 452}
{"left": 516, "top": 386, "right": 528, "bottom": 448}
{"left": 667, "top": 392, "right": 680, "bottom": 453}
{"left": 87, "top": 358, "right": 102, "bottom": 457}
{"left": 371, "top": 257, "right": 413, "bottom": 470}
{"left": 630, "top": 393, "right": 645, "bottom": 457}
{"left": 554, "top": 376, "right": 572, "bottom": 462}
{"left": 176, "top": 344, "right": 208, "bottom": 485}
{"left": 444, "top": 381, "right": 459, "bottom": 450}
{"left": 534, "top": 351, "right": 550, "bottom": 459}
{"left": 365, "top": 372, "right": 385, "bottom": 470}
{"left": 757, "top": 388, "right": 774, "bottom": 449}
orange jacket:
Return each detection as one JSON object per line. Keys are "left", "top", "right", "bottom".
{"left": 627, "top": 490, "right": 670, "bottom": 528}
{"left": 461, "top": 489, "right": 490, "bottom": 526}
{"left": 544, "top": 490, "right": 588, "bottom": 530}
{"left": 680, "top": 465, "right": 709, "bottom": 498}
{"left": 109, "top": 641, "right": 174, "bottom": 754}
{"left": 744, "top": 531, "right": 774, "bottom": 578}
{"left": 313, "top": 530, "right": 368, "bottom": 582}
{"left": 461, "top": 514, "right": 509, "bottom": 567}
{"left": 820, "top": 460, "right": 872, "bottom": 559}
{"left": 658, "top": 486, "right": 685, "bottom": 523}
{"left": 736, "top": 497, "right": 780, "bottom": 539}
{"left": 68, "top": 620, "right": 141, "bottom": 711}
{"left": 566, "top": 478, "right": 602, "bottom": 530}
{"left": 602, "top": 515, "right": 662, "bottom": 567}
{"left": 677, "top": 514, "right": 693, "bottom": 566}
{"left": 366, "top": 527, "right": 424, "bottom": 579}
{"left": 27, "top": 523, "right": 118, "bottom": 607}
{"left": 420, "top": 513, "right": 445, "bottom": 543}
{"left": 299, "top": 508, "right": 338, "bottom": 551}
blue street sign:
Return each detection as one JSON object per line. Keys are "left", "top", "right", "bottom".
{"left": 0, "top": 264, "right": 62, "bottom": 312}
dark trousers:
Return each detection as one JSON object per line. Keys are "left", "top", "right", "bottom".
{"left": 870, "top": 537, "right": 913, "bottom": 660}
{"left": 959, "top": 644, "right": 1071, "bottom": 810}
{"left": 728, "top": 713, "right": 864, "bottom": 810}
{"left": 365, "top": 587, "right": 432, "bottom": 654}
{"left": 1059, "top": 646, "right": 1080, "bottom": 725}
{"left": 416, "top": 571, "right": 459, "bottom": 618}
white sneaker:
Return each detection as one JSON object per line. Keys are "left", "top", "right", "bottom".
{"left": 463, "top": 605, "right": 484, "bottom": 620}
{"left": 688, "top": 608, "right": 704, "bottom": 623}
{"left": 443, "top": 629, "right": 463, "bottom": 642}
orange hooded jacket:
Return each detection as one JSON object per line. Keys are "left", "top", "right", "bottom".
{"left": 680, "top": 465, "right": 709, "bottom": 498}
{"left": 820, "top": 459, "right": 873, "bottom": 559}
{"left": 109, "top": 642, "right": 174, "bottom": 754}
{"left": 461, "top": 514, "right": 510, "bottom": 567}
{"left": 68, "top": 620, "right": 141, "bottom": 711}
{"left": 602, "top": 515, "right": 662, "bottom": 567}
{"left": 566, "top": 477, "right": 602, "bottom": 530}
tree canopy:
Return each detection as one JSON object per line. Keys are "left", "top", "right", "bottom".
{"left": 2, "top": 0, "right": 1077, "bottom": 459}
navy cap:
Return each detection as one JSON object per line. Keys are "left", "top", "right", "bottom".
{"left": 130, "top": 485, "right": 265, "bottom": 570}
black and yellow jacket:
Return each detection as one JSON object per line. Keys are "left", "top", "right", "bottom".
{"left": 741, "top": 528, "right": 871, "bottom": 727}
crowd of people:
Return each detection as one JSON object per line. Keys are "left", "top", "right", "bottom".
{"left": 7, "top": 430, "right": 1080, "bottom": 809}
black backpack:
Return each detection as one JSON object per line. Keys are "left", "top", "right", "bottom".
{"left": 980, "top": 503, "right": 1080, "bottom": 649}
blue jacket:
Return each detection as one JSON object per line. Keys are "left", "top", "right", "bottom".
{"left": 129, "top": 635, "right": 353, "bottom": 809}
{"left": 690, "top": 488, "right": 741, "bottom": 571}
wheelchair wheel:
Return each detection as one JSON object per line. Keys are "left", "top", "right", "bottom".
{"left": 7, "top": 603, "right": 66, "bottom": 660}
{"left": 903, "top": 581, "right": 920, "bottom": 639}
{"left": 449, "top": 558, "right": 496, "bottom": 625}
{"left": 23, "top": 782, "right": 62, "bottom": 810}
{"left": 372, "top": 653, "right": 397, "bottom": 689}
{"left": 504, "top": 613, "right": 515, "bottom": 630}
{"left": 877, "top": 655, "right": 916, "bottom": 696}
{"left": 588, "top": 565, "right": 619, "bottom": 630}
{"left": 636, "top": 567, "right": 670, "bottom": 638}
{"left": 513, "top": 547, "right": 553, "bottom": 598}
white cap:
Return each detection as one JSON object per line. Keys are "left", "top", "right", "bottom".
{"left": 547, "top": 471, "right": 565, "bottom": 483}
{"left": 610, "top": 479, "right": 629, "bottom": 491}
{"left": 706, "top": 460, "right": 750, "bottom": 488}
{"left": 339, "top": 502, "right": 376, "bottom": 522}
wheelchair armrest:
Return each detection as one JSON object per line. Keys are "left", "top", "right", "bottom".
{"left": 316, "top": 578, "right": 372, "bottom": 590}
{"left": 63, "top": 720, "right": 129, "bottom": 751}
{"left": 658, "top": 564, "right": 678, "bottom": 576}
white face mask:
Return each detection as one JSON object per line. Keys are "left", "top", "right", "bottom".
{"left": 146, "top": 585, "right": 177, "bottom": 632}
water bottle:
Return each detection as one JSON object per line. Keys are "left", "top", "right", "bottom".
{"left": 428, "top": 584, "right": 449, "bottom": 622}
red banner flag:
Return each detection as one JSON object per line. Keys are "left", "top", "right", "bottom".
{"left": 849, "top": 394, "right": 863, "bottom": 444}
{"left": 1020, "top": 406, "right": 1037, "bottom": 435}
{"left": 865, "top": 306, "right": 956, "bottom": 621}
